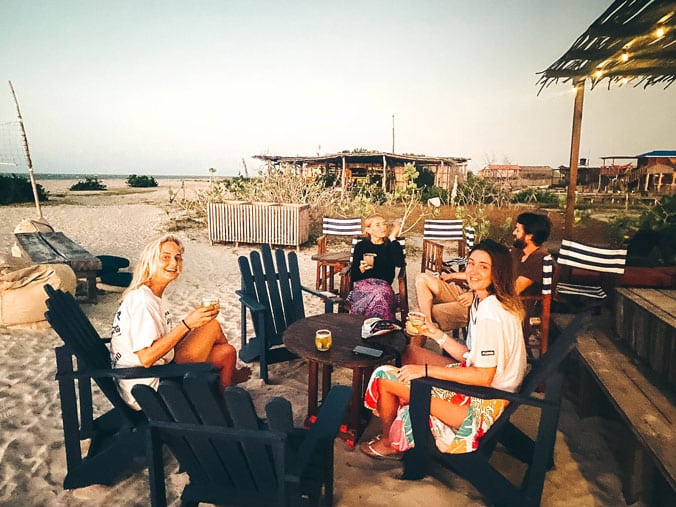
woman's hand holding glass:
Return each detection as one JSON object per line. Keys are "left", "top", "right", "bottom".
{"left": 184, "top": 302, "right": 219, "bottom": 329}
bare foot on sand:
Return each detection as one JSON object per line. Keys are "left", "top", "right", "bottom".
{"left": 231, "top": 365, "right": 252, "bottom": 385}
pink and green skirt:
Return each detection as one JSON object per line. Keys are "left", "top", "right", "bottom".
{"left": 364, "top": 364, "right": 508, "bottom": 454}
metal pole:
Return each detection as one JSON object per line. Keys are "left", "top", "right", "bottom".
{"left": 8, "top": 80, "right": 42, "bottom": 219}
{"left": 392, "top": 114, "right": 395, "bottom": 153}
{"left": 564, "top": 79, "right": 585, "bottom": 239}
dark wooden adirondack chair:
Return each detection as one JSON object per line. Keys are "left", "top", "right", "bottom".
{"left": 132, "top": 374, "right": 352, "bottom": 507}
{"left": 237, "top": 244, "right": 341, "bottom": 383}
{"left": 43, "top": 284, "right": 213, "bottom": 489}
{"left": 402, "top": 313, "right": 588, "bottom": 507}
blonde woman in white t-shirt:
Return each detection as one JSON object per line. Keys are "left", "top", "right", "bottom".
{"left": 110, "top": 234, "right": 250, "bottom": 410}
{"left": 361, "top": 239, "right": 527, "bottom": 458}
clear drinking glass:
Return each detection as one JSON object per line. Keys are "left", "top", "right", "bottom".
{"left": 314, "top": 329, "right": 333, "bottom": 351}
{"left": 405, "top": 311, "right": 426, "bottom": 336}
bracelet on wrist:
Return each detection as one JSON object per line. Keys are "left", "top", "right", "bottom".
{"left": 181, "top": 319, "right": 191, "bottom": 331}
{"left": 436, "top": 333, "right": 449, "bottom": 347}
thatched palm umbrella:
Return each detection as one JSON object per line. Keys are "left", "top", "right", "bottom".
{"left": 538, "top": 0, "right": 676, "bottom": 238}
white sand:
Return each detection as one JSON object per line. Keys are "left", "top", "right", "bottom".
{"left": 0, "top": 178, "right": 633, "bottom": 506}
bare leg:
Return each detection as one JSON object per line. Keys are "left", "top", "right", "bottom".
{"left": 207, "top": 343, "right": 251, "bottom": 388}
{"left": 413, "top": 273, "right": 444, "bottom": 347}
{"left": 175, "top": 319, "right": 251, "bottom": 388}
{"left": 363, "top": 377, "right": 469, "bottom": 456}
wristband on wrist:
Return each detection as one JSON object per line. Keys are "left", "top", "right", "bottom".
{"left": 181, "top": 319, "right": 191, "bottom": 331}
{"left": 436, "top": 333, "right": 448, "bottom": 347}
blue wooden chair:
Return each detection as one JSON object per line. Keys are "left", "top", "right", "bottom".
{"left": 237, "top": 244, "right": 341, "bottom": 383}
{"left": 132, "top": 374, "right": 352, "bottom": 507}
{"left": 402, "top": 313, "right": 587, "bottom": 507}
{"left": 43, "top": 284, "right": 212, "bottom": 489}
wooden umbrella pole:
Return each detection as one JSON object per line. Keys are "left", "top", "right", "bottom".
{"left": 8, "top": 80, "right": 42, "bottom": 220}
{"left": 564, "top": 78, "right": 585, "bottom": 239}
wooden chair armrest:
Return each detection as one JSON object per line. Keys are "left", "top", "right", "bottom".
{"left": 409, "top": 377, "right": 552, "bottom": 409}
{"left": 301, "top": 285, "right": 344, "bottom": 312}
{"left": 236, "top": 290, "right": 267, "bottom": 313}
{"left": 56, "top": 362, "right": 214, "bottom": 381}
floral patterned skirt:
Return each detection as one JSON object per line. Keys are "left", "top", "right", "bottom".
{"left": 363, "top": 364, "right": 508, "bottom": 454}
{"left": 348, "top": 278, "right": 396, "bottom": 321}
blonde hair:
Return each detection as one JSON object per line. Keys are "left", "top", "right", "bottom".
{"left": 121, "top": 234, "right": 185, "bottom": 301}
{"left": 362, "top": 214, "right": 386, "bottom": 240}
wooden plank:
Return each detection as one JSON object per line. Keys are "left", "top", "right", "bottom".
{"left": 14, "top": 232, "right": 67, "bottom": 264}
{"left": 615, "top": 288, "right": 676, "bottom": 390}
{"left": 616, "top": 288, "right": 676, "bottom": 327}
{"left": 576, "top": 326, "right": 675, "bottom": 491}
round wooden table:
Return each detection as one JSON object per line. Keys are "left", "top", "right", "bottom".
{"left": 283, "top": 313, "right": 407, "bottom": 446}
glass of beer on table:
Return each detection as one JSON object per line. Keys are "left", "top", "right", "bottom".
{"left": 315, "top": 329, "right": 332, "bottom": 351}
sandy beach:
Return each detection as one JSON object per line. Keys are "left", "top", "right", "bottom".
{"left": 0, "top": 177, "right": 636, "bottom": 506}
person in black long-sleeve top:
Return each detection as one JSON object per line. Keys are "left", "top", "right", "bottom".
{"left": 348, "top": 214, "right": 405, "bottom": 321}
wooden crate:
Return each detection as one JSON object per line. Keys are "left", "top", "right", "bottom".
{"left": 614, "top": 288, "right": 676, "bottom": 391}
{"left": 207, "top": 201, "right": 310, "bottom": 250}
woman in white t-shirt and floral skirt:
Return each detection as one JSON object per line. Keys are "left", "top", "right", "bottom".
{"left": 361, "top": 239, "right": 527, "bottom": 459}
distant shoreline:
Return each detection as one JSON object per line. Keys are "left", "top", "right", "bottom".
{"left": 0, "top": 172, "right": 233, "bottom": 180}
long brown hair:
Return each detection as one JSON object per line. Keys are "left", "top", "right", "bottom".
{"left": 471, "top": 239, "right": 525, "bottom": 321}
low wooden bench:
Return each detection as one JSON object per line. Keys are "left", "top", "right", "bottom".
{"left": 14, "top": 232, "right": 102, "bottom": 303}
{"left": 553, "top": 313, "right": 675, "bottom": 505}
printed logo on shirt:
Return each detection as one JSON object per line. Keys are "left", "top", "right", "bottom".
{"left": 481, "top": 350, "right": 495, "bottom": 356}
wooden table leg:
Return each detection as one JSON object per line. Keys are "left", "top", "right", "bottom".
{"left": 321, "top": 364, "right": 332, "bottom": 403}
{"left": 307, "top": 360, "right": 319, "bottom": 423}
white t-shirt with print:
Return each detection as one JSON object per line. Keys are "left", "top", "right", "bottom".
{"left": 110, "top": 285, "right": 174, "bottom": 410}
{"left": 465, "top": 295, "right": 526, "bottom": 393}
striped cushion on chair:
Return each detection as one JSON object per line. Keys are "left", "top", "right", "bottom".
{"left": 556, "top": 240, "right": 627, "bottom": 301}
{"left": 322, "top": 217, "right": 363, "bottom": 236}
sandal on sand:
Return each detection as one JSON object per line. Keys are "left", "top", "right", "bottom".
{"left": 359, "top": 438, "right": 403, "bottom": 461}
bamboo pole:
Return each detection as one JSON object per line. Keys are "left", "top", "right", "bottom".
{"left": 9, "top": 80, "right": 42, "bottom": 219}
{"left": 564, "top": 78, "right": 585, "bottom": 239}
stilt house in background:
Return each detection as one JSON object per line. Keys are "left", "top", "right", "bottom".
{"left": 558, "top": 150, "right": 676, "bottom": 195}
{"left": 632, "top": 150, "right": 676, "bottom": 194}
{"left": 252, "top": 152, "right": 469, "bottom": 193}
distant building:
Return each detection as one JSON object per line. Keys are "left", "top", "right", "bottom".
{"left": 631, "top": 150, "right": 676, "bottom": 194}
{"left": 252, "top": 152, "right": 469, "bottom": 192}
{"left": 558, "top": 151, "right": 675, "bottom": 195}
{"left": 478, "top": 164, "right": 561, "bottom": 190}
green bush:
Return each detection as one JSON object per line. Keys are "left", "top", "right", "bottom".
{"left": 126, "top": 174, "right": 158, "bottom": 187}
{"left": 511, "top": 188, "right": 560, "bottom": 207}
{"left": 0, "top": 174, "right": 49, "bottom": 205}
{"left": 69, "top": 177, "right": 106, "bottom": 191}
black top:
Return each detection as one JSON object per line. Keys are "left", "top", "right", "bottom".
{"left": 350, "top": 238, "right": 405, "bottom": 284}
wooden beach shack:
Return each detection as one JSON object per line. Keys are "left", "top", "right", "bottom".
{"left": 253, "top": 151, "right": 469, "bottom": 193}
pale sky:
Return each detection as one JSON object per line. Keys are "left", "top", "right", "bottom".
{"left": 1, "top": 0, "right": 674, "bottom": 177}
